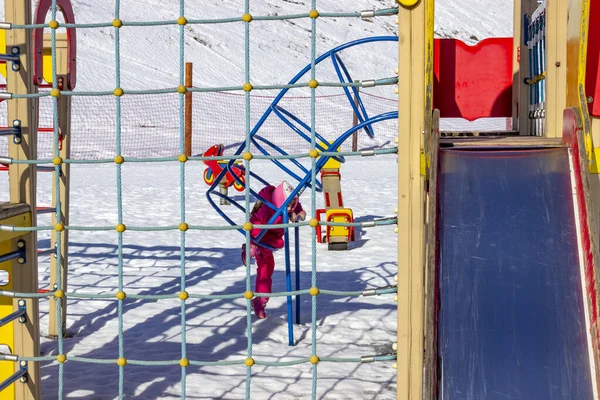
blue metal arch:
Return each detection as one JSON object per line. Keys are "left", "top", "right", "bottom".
{"left": 205, "top": 36, "right": 399, "bottom": 246}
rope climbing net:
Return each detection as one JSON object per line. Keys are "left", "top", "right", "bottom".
{"left": 0, "top": 1, "right": 400, "bottom": 398}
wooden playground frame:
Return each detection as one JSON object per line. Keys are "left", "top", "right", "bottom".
{"left": 396, "top": 0, "right": 600, "bottom": 398}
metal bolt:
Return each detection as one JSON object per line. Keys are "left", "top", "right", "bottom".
{"left": 18, "top": 300, "right": 25, "bottom": 307}
{"left": 19, "top": 376, "right": 27, "bottom": 383}
{"left": 20, "top": 361, "right": 26, "bottom": 367}
{"left": 17, "top": 241, "right": 24, "bottom": 248}
{"left": 588, "top": 96, "right": 594, "bottom": 103}
{"left": 13, "top": 63, "right": 20, "bottom": 71}
{"left": 18, "top": 316, "right": 26, "bottom": 323}
{"left": 11, "top": 47, "right": 19, "bottom": 54}
{"left": 17, "top": 257, "right": 25, "bottom": 264}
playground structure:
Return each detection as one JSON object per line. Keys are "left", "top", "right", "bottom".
{"left": 397, "top": 0, "right": 600, "bottom": 398}
{"left": 1, "top": 0, "right": 74, "bottom": 397}
{"left": 0, "top": 1, "right": 401, "bottom": 398}
{"left": 202, "top": 143, "right": 246, "bottom": 205}
{"left": 314, "top": 150, "right": 355, "bottom": 250}
{"left": 3, "top": 0, "right": 600, "bottom": 398}
{"left": 203, "top": 36, "right": 399, "bottom": 346}
{"left": 0, "top": 0, "right": 73, "bottom": 343}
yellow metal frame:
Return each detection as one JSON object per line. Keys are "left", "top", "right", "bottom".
{"left": 0, "top": 206, "right": 31, "bottom": 400}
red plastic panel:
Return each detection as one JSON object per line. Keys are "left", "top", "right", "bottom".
{"left": 433, "top": 38, "right": 513, "bottom": 121}
{"left": 586, "top": 0, "right": 600, "bottom": 117}
{"left": 33, "top": 0, "right": 77, "bottom": 90}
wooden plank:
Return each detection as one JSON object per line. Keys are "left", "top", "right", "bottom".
{"left": 0, "top": 203, "right": 30, "bottom": 220}
{"left": 48, "top": 81, "right": 70, "bottom": 339}
{"left": 423, "top": 109, "right": 440, "bottom": 399}
{"left": 4, "top": 0, "right": 41, "bottom": 398}
{"left": 397, "top": 0, "right": 431, "bottom": 398}
{"left": 45, "top": 33, "right": 71, "bottom": 339}
{"left": 545, "top": 0, "right": 568, "bottom": 138}
{"left": 440, "top": 136, "right": 565, "bottom": 147}
{"left": 440, "top": 130, "right": 519, "bottom": 137}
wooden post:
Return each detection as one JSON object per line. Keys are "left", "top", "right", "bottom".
{"left": 396, "top": 0, "right": 432, "bottom": 398}
{"left": 45, "top": 33, "right": 71, "bottom": 339}
{"left": 545, "top": 0, "right": 569, "bottom": 138}
{"left": 352, "top": 84, "right": 359, "bottom": 152}
{"left": 185, "top": 62, "right": 193, "bottom": 157}
{"left": 512, "top": 0, "right": 522, "bottom": 132}
{"left": 4, "top": 0, "right": 42, "bottom": 398}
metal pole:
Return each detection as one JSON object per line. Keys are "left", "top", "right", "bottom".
{"left": 283, "top": 213, "right": 293, "bottom": 345}
{"left": 352, "top": 83, "right": 359, "bottom": 152}
{"left": 0, "top": 308, "right": 26, "bottom": 327}
{"left": 294, "top": 226, "right": 300, "bottom": 324}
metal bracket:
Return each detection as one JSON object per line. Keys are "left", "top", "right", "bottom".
{"left": 0, "top": 239, "right": 26, "bottom": 264}
{"left": 12, "top": 120, "right": 21, "bottom": 144}
{"left": 0, "top": 120, "right": 22, "bottom": 144}
{"left": 0, "top": 46, "right": 21, "bottom": 71}
{"left": 0, "top": 361, "right": 27, "bottom": 392}
{"left": 0, "top": 300, "right": 27, "bottom": 327}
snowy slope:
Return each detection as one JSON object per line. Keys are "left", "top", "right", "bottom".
{"left": 23, "top": 0, "right": 514, "bottom": 91}
{"left": 0, "top": 1, "right": 514, "bottom": 399}
{"left": 0, "top": 0, "right": 516, "bottom": 160}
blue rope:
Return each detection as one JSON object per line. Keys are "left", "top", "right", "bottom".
{"left": 310, "top": 2, "right": 318, "bottom": 398}
{"left": 0, "top": 7, "right": 401, "bottom": 399}
{"left": 178, "top": 1, "right": 188, "bottom": 398}
{"left": 243, "top": 2, "right": 253, "bottom": 399}
{"left": 49, "top": 0, "right": 66, "bottom": 397}
{"left": 113, "top": 0, "right": 126, "bottom": 396}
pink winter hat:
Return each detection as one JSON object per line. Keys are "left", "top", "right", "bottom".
{"left": 272, "top": 180, "right": 295, "bottom": 208}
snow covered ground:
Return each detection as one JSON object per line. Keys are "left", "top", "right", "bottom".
{"left": 26, "top": 157, "right": 398, "bottom": 399}
{"left": 0, "top": 0, "right": 514, "bottom": 398}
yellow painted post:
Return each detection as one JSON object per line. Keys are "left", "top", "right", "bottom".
{"left": 4, "top": 0, "right": 41, "bottom": 398}
{"left": 396, "top": 0, "right": 433, "bottom": 398}
{"left": 43, "top": 33, "right": 71, "bottom": 339}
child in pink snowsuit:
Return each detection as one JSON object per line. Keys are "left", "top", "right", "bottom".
{"left": 242, "top": 181, "right": 306, "bottom": 319}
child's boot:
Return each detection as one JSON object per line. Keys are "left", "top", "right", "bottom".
{"left": 251, "top": 297, "right": 267, "bottom": 319}
{"left": 241, "top": 243, "right": 259, "bottom": 266}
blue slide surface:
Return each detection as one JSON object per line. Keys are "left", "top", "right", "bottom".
{"left": 437, "top": 147, "right": 595, "bottom": 399}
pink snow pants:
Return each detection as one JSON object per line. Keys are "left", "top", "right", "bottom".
{"left": 255, "top": 248, "right": 275, "bottom": 302}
